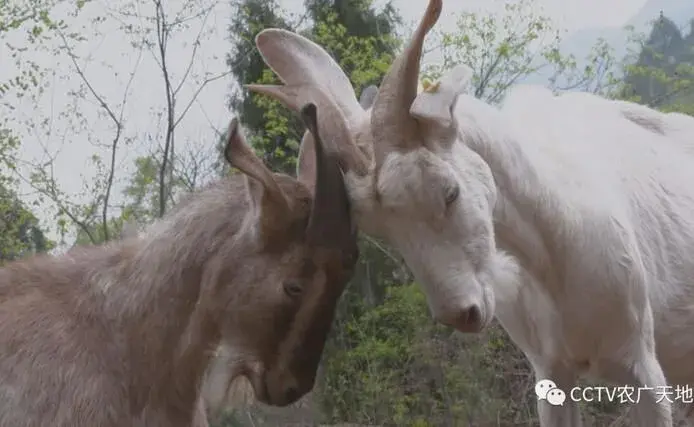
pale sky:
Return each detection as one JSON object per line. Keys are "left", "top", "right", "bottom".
{"left": 0, "top": 0, "right": 649, "bottom": 245}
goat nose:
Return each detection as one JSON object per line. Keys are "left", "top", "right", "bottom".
{"left": 282, "top": 376, "right": 313, "bottom": 405}
{"left": 283, "top": 385, "right": 301, "bottom": 404}
{"left": 445, "top": 305, "right": 484, "bottom": 333}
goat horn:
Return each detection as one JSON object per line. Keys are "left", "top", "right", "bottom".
{"left": 300, "top": 103, "right": 356, "bottom": 247}
{"left": 371, "top": 0, "right": 442, "bottom": 166}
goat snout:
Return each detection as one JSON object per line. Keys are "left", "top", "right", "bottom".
{"left": 262, "top": 371, "right": 315, "bottom": 407}
{"left": 438, "top": 304, "right": 485, "bottom": 333}
{"left": 276, "top": 376, "right": 313, "bottom": 406}
{"left": 282, "top": 384, "right": 301, "bottom": 405}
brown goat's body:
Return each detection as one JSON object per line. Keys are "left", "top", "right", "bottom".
{"left": 0, "top": 108, "right": 358, "bottom": 427}
{"left": 0, "top": 222, "right": 225, "bottom": 426}
{"left": 0, "top": 179, "right": 270, "bottom": 426}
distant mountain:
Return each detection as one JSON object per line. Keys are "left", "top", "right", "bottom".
{"left": 525, "top": 0, "right": 694, "bottom": 86}
{"left": 622, "top": 14, "right": 694, "bottom": 107}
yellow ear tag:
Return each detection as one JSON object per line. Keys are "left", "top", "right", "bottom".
{"left": 422, "top": 78, "right": 440, "bottom": 93}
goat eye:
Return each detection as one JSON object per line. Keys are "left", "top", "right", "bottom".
{"left": 445, "top": 185, "right": 460, "bottom": 206}
{"left": 283, "top": 281, "right": 303, "bottom": 298}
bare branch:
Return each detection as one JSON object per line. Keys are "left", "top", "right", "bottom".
{"left": 152, "top": 0, "right": 176, "bottom": 218}
{"left": 173, "top": 70, "right": 232, "bottom": 129}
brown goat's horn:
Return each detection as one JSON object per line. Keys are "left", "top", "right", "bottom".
{"left": 300, "top": 103, "right": 355, "bottom": 247}
{"left": 247, "top": 83, "right": 369, "bottom": 176}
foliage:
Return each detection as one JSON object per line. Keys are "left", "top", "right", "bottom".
{"left": 424, "top": 0, "right": 610, "bottom": 103}
{"left": 305, "top": 0, "right": 401, "bottom": 91}
{"left": 0, "top": 184, "right": 54, "bottom": 261}
{"left": 224, "top": 0, "right": 295, "bottom": 174}
{"left": 227, "top": 0, "right": 400, "bottom": 174}
{"left": 319, "top": 283, "right": 523, "bottom": 426}
{"left": 0, "top": 0, "right": 87, "bottom": 103}
{"left": 0, "top": 129, "right": 53, "bottom": 260}
{"left": 0, "top": 0, "right": 85, "bottom": 256}
{"left": 8, "top": 0, "right": 229, "bottom": 247}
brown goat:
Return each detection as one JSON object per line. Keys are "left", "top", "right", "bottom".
{"left": 0, "top": 103, "right": 359, "bottom": 427}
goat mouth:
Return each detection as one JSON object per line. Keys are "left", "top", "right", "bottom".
{"left": 239, "top": 363, "right": 269, "bottom": 403}
{"left": 245, "top": 369, "right": 273, "bottom": 405}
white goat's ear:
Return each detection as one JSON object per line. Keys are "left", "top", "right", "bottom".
{"left": 255, "top": 29, "right": 363, "bottom": 123}
{"left": 359, "top": 85, "right": 378, "bottom": 110}
{"left": 410, "top": 64, "right": 473, "bottom": 128}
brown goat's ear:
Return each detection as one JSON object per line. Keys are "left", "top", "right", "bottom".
{"left": 296, "top": 130, "right": 317, "bottom": 194}
{"left": 300, "top": 103, "right": 355, "bottom": 247}
{"left": 224, "top": 118, "right": 290, "bottom": 236}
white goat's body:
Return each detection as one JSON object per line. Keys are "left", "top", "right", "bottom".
{"left": 463, "top": 84, "right": 694, "bottom": 424}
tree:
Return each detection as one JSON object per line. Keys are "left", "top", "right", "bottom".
{"left": 0, "top": 129, "right": 53, "bottom": 261}
{"left": 0, "top": 0, "right": 74, "bottom": 259}
{"left": 423, "top": 0, "right": 621, "bottom": 104}
{"left": 619, "top": 14, "right": 694, "bottom": 114}
{"left": 0, "top": 185, "right": 53, "bottom": 261}
{"left": 223, "top": 0, "right": 296, "bottom": 174}
{"left": 226, "top": 0, "right": 400, "bottom": 174}
{"left": 226, "top": 0, "right": 291, "bottom": 143}
{"left": 1, "top": 0, "right": 87, "bottom": 102}
{"left": 304, "top": 0, "right": 401, "bottom": 88}
{"left": 6, "top": 0, "right": 231, "bottom": 248}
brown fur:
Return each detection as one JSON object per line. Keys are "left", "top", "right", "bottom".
{"left": 0, "top": 107, "right": 358, "bottom": 427}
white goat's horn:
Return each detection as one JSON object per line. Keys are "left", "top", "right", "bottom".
{"left": 371, "top": 0, "right": 442, "bottom": 166}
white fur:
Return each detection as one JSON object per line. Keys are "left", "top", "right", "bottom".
{"left": 480, "top": 83, "right": 694, "bottom": 425}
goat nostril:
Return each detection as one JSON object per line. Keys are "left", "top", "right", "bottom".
{"left": 284, "top": 385, "right": 300, "bottom": 404}
{"left": 467, "top": 305, "right": 481, "bottom": 326}
{"left": 453, "top": 305, "right": 483, "bottom": 333}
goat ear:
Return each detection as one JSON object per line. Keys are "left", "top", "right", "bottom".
{"left": 359, "top": 85, "right": 378, "bottom": 110}
{"left": 255, "top": 29, "right": 364, "bottom": 123}
{"left": 224, "top": 118, "right": 290, "bottom": 234}
{"left": 410, "top": 64, "right": 472, "bottom": 130}
{"left": 296, "top": 130, "right": 317, "bottom": 194}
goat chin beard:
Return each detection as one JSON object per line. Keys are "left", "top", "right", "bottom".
{"left": 204, "top": 359, "right": 264, "bottom": 412}
{"left": 239, "top": 361, "right": 267, "bottom": 403}
{"left": 480, "top": 250, "right": 521, "bottom": 313}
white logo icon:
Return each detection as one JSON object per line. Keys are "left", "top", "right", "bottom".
{"left": 547, "top": 388, "right": 566, "bottom": 406}
{"left": 535, "top": 379, "right": 566, "bottom": 406}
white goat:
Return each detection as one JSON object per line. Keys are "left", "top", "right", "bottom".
{"left": 0, "top": 104, "right": 359, "bottom": 427}
{"left": 508, "top": 87, "right": 694, "bottom": 149}
{"left": 243, "top": 0, "right": 694, "bottom": 425}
